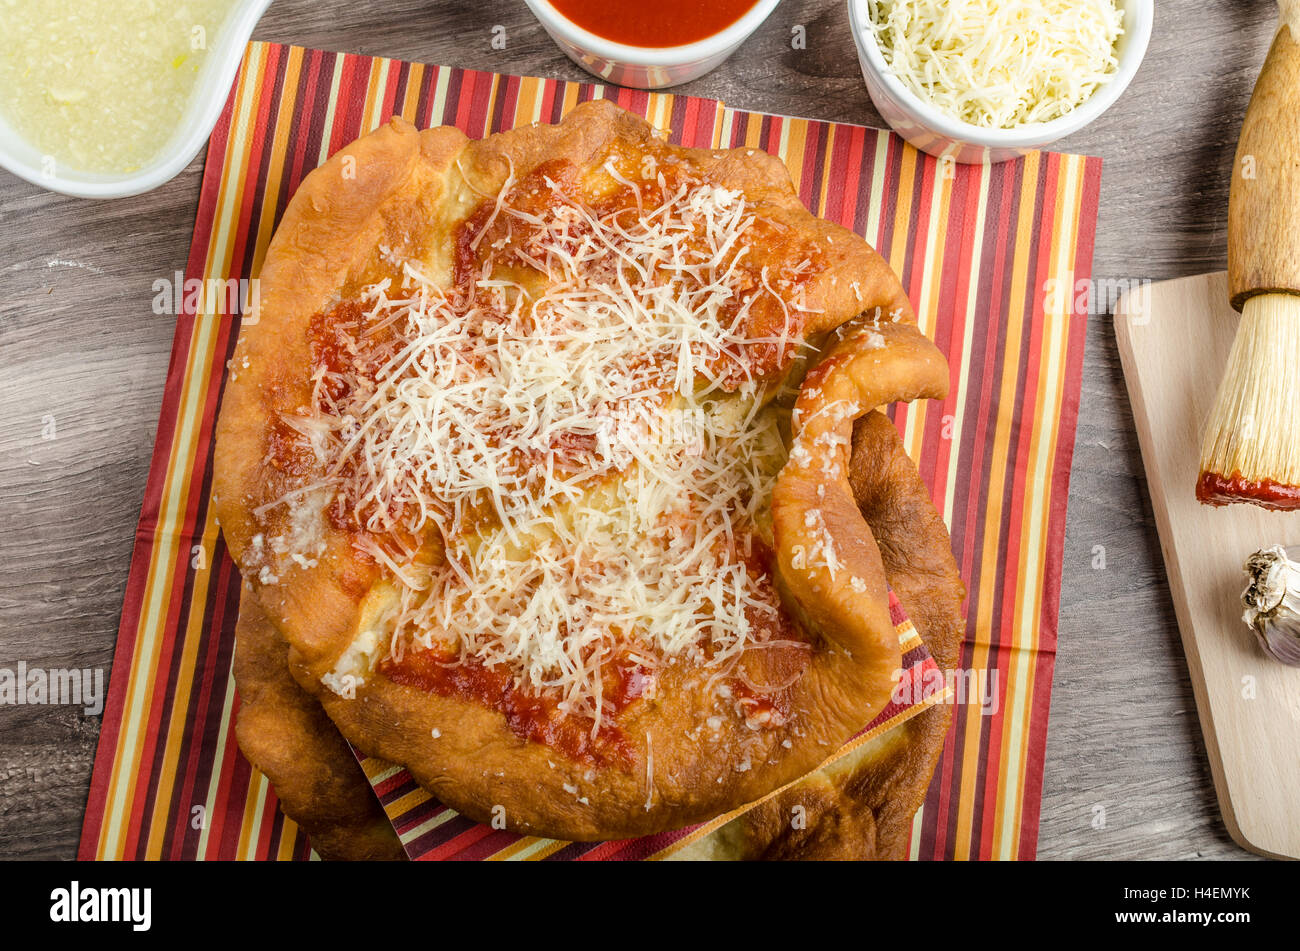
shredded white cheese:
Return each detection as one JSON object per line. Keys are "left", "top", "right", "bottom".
{"left": 865, "top": 0, "right": 1124, "bottom": 129}
{"left": 285, "top": 168, "right": 814, "bottom": 725}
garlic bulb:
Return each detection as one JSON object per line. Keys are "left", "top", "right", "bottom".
{"left": 1241, "top": 545, "right": 1300, "bottom": 666}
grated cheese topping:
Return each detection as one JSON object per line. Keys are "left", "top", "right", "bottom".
{"left": 280, "top": 165, "right": 821, "bottom": 725}
{"left": 864, "top": 0, "right": 1125, "bottom": 129}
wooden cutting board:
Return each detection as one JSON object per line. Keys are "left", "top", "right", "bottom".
{"left": 1115, "top": 271, "right": 1300, "bottom": 860}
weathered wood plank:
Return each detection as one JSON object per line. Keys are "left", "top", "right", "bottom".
{"left": 0, "top": 0, "right": 1274, "bottom": 859}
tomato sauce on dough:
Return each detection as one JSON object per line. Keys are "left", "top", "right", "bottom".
{"left": 379, "top": 650, "right": 647, "bottom": 766}
{"left": 454, "top": 154, "right": 823, "bottom": 390}
{"left": 549, "top": 0, "right": 759, "bottom": 48}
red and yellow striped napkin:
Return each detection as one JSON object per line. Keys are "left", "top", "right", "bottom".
{"left": 79, "top": 42, "right": 1100, "bottom": 861}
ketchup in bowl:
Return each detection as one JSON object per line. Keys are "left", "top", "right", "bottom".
{"left": 527, "top": 0, "right": 777, "bottom": 89}
{"left": 549, "top": 0, "right": 760, "bottom": 48}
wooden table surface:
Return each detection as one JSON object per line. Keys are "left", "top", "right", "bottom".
{"left": 0, "top": 0, "right": 1276, "bottom": 860}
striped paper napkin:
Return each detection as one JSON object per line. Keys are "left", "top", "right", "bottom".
{"left": 79, "top": 42, "right": 1100, "bottom": 861}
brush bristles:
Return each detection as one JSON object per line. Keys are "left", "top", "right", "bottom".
{"left": 1199, "top": 293, "right": 1300, "bottom": 496}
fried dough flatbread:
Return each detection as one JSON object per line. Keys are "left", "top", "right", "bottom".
{"left": 214, "top": 100, "right": 950, "bottom": 840}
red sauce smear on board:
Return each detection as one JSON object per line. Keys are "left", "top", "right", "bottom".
{"left": 1196, "top": 470, "right": 1300, "bottom": 510}
{"left": 549, "top": 0, "right": 759, "bottom": 48}
{"left": 378, "top": 650, "right": 650, "bottom": 766}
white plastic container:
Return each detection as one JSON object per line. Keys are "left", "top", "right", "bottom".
{"left": 523, "top": 0, "right": 782, "bottom": 90}
{"left": 848, "top": 0, "right": 1153, "bottom": 164}
{"left": 0, "top": 0, "right": 274, "bottom": 199}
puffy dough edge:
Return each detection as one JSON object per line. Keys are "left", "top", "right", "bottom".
{"left": 729, "top": 410, "right": 967, "bottom": 859}
{"left": 233, "top": 587, "right": 406, "bottom": 861}
{"left": 771, "top": 317, "right": 949, "bottom": 743}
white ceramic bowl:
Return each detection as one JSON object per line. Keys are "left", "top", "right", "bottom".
{"left": 848, "top": 0, "right": 1152, "bottom": 164}
{"left": 524, "top": 0, "right": 782, "bottom": 89}
{"left": 0, "top": 0, "right": 273, "bottom": 199}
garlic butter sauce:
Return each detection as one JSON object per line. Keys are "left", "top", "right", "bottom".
{"left": 0, "top": 0, "right": 238, "bottom": 173}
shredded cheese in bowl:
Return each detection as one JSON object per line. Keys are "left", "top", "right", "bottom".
{"left": 864, "top": 0, "right": 1125, "bottom": 130}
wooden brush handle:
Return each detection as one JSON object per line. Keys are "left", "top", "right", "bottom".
{"left": 1228, "top": 1, "right": 1300, "bottom": 310}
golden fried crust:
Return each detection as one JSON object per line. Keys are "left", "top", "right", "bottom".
{"left": 233, "top": 591, "right": 405, "bottom": 861}
{"left": 772, "top": 318, "right": 949, "bottom": 749}
{"left": 214, "top": 99, "right": 953, "bottom": 841}
{"left": 731, "top": 412, "right": 966, "bottom": 859}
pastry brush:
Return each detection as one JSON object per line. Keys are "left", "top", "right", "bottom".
{"left": 1197, "top": 0, "right": 1300, "bottom": 509}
